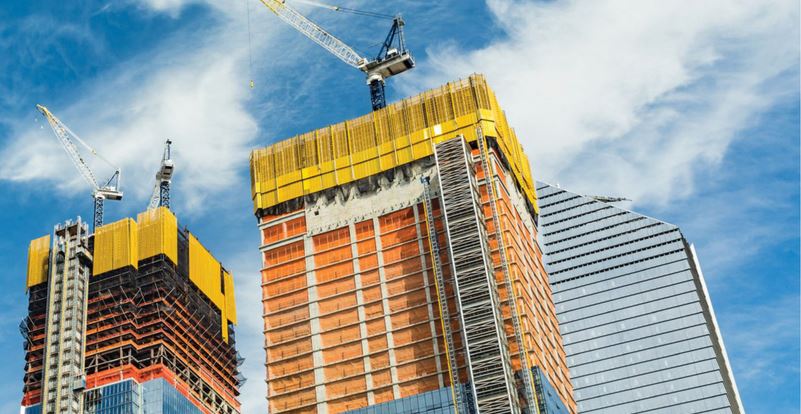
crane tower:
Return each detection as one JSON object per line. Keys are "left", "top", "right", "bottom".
{"left": 148, "top": 139, "right": 174, "bottom": 210}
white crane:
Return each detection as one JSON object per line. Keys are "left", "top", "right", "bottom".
{"left": 147, "top": 139, "right": 174, "bottom": 210}
{"left": 257, "top": 0, "right": 414, "bottom": 110}
{"left": 36, "top": 104, "right": 123, "bottom": 230}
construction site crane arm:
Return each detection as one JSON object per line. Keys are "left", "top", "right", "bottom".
{"left": 37, "top": 104, "right": 122, "bottom": 229}
{"left": 257, "top": 0, "right": 366, "bottom": 68}
{"left": 255, "top": 0, "right": 414, "bottom": 110}
{"left": 37, "top": 105, "right": 103, "bottom": 192}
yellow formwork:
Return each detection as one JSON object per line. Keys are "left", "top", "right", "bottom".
{"left": 224, "top": 271, "right": 237, "bottom": 325}
{"left": 250, "top": 74, "right": 539, "bottom": 214}
{"left": 188, "top": 233, "right": 238, "bottom": 341}
{"left": 26, "top": 235, "right": 51, "bottom": 288}
{"left": 137, "top": 206, "right": 178, "bottom": 264}
{"left": 188, "top": 233, "right": 224, "bottom": 309}
{"left": 93, "top": 218, "right": 139, "bottom": 276}
{"left": 25, "top": 208, "right": 238, "bottom": 341}
{"left": 222, "top": 307, "right": 229, "bottom": 343}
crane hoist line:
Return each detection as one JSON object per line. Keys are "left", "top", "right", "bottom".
{"left": 257, "top": 0, "right": 415, "bottom": 110}
{"left": 36, "top": 104, "right": 122, "bottom": 231}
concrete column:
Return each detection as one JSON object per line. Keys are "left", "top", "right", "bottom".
{"left": 373, "top": 217, "right": 402, "bottom": 399}
{"left": 412, "top": 203, "right": 445, "bottom": 388}
{"left": 305, "top": 233, "right": 328, "bottom": 414}
{"left": 349, "top": 223, "right": 375, "bottom": 405}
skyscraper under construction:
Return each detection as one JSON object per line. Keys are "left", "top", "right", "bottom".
{"left": 250, "top": 75, "right": 576, "bottom": 413}
{"left": 21, "top": 207, "right": 241, "bottom": 414}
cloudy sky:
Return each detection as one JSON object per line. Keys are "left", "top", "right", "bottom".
{"left": 0, "top": 0, "right": 798, "bottom": 412}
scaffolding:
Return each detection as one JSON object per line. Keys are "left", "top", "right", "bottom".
{"left": 250, "top": 74, "right": 538, "bottom": 218}
{"left": 421, "top": 176, "right": 465, "bottom": 414}
{"left": 41, "top": 219, "right": 91, "bottom": 414}
{"left": 434, "top": 136, "right": 520, "bottom": 413}
{"left": 22, "top": 210, "right": 241, "bottom": 414}
{"left": 21, "top": 282, "right": 48, "bottom": 407}
{"left": 476, "top": 128, "right": 539, "bottom": 414}
{"left": 82, "top": 254, "right": 240, "bottom": 413}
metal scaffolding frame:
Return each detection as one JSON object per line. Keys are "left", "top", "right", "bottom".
{"left": 434, "top": 136, "right": 520, "bottom": 414}
{"left": 476, "top": 127, "right": 539, "bottom": 414}
{"left": 41, "top": 219, "right": 91, "bottom": 414}
{"left": 421, "top": 175, "right": 466, "bottom": 414}
{"left": 23, "top": 230, "right": 241, "bottom": 413}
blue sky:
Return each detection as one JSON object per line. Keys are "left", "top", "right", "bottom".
{"left": 0, "top": 0, "right": 797, "bottom": 412}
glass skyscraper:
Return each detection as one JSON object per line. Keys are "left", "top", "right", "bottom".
{"left": 24, "top": 378, "right": 202, "bottom": 414}
{"left": 536, "top": 182, "right": 744, "bottom": 413}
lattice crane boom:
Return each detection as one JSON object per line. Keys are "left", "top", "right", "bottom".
{"left": 258, "top": 0, "right": 365, "bottom": 68}
{"left": 36, "top": 104, "right": 122, "bottom": 229}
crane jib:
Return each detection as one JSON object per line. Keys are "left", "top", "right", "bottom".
{"left": 36, "top": 104, "right": 123, "bottom": 229}
{"left": 255, "top": 0, "right": 414, "bottom": 110}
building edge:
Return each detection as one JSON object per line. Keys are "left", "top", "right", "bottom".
{"left": 686, "top": 242, "right": 746, "bottom": 413}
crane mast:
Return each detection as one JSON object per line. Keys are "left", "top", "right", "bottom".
{"left": 257, "top": 0, "right": 414, "bottom": 110}
{"left": 148, "top": 139, "right": 174, "bottom": 210}
{"left": 36, "top": 105, "right": 122, "bottom": 230}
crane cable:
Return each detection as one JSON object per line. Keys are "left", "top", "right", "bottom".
{"left": 246, "top": 0, "right": 255, "bottom": 89}
{"left": 287, "top": 0, "right": 393, "bottom": 19}
{"left": 286, "top": 0, "right": 395, "bottom": 57}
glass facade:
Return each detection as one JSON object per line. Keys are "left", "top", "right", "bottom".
{"left": 23, "top": 378, "right": 201, "bottom": 414}
{"left": 343, "top": 371, "right": 568, "bottom": 414}
{"left": 142, "top": 379, "right": 202, "bottom": 414}
{"left": 536, "top": 182, "right": 744, "bottom": 414}
{"left": 532, "top": 367, "right": 570, "bottom": 414}
{"left": 85, "top": 380, "right": 140, "bottom": 414}
{"left": 22, "top": 404, "right": 41, "bottom": 414}
{"left": 344, "top": 386, "right": 466, "bottom": 414}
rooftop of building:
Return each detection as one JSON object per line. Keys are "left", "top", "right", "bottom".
{"left": 250, "top": 74, "right": 539, "bottom": 216}
{"left": 25, "top": 206, "right": 237, "bottom": 336}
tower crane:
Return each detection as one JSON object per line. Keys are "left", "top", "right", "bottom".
{"left": 257, "top": 0, "right": 414, "bottom": 110}
{"left": 36, "top": 104, "right": 123, "bottom": 230}
{"left": 147, "top": 139, "right": 174, "bottom": 210}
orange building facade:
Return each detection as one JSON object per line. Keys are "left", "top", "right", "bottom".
{"left": 251, "top": 75, "right": 576, "bottom": 414}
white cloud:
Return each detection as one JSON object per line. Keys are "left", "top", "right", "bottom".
{"left": 402, "top": 0, "right": 798, "bottom": 207}
{"left": 2, "top": 0, "right": 796, "bottom": 412}
{"left": 0, "top": 4, "right": 262, "bottom": 213}
{"left": 0, "top": 5, "right": 272, "bottom": 407}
